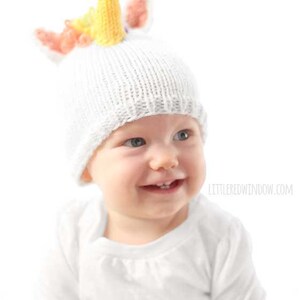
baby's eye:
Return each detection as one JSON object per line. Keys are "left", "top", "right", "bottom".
{"left": 123, "top": 137, "right": 146, "bottom": 147}
{"left": 174, "top": 129, "right": 190, "bottom": 141}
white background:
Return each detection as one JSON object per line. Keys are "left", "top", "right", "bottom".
{"left": 0, "top": 0, "right": 299, "bottom": 299}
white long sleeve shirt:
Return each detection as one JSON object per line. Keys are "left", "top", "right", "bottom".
{"left": 35, "top": 193, "right": 266, "bottom": 299}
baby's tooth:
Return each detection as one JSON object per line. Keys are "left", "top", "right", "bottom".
{"left": 156, "top": 181, "right": 173, "bottom": 187}
{"left": 160, "top": 185, "right": 170, "bottom": 189}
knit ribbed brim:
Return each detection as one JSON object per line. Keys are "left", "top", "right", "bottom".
{"left": 58, "top": 34, "right": 207, "bottom": 185}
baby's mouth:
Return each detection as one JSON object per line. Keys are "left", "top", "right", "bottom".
{"left": 141, "top": 179, "right": 184, "bottom": 192}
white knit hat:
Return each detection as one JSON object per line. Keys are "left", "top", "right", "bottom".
{"left": 36, "top": 0, "right": 207, "bottom": 185}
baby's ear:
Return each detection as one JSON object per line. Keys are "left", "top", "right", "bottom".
{"left": 124, "top": 0, "right": 153, "bottom": 32}
{"left": 81, "top": 168, "right": 93, "bottom": 183}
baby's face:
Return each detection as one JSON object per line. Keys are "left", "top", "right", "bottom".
{"left": 84, "top": 114, "right": 206, "bottom": 221}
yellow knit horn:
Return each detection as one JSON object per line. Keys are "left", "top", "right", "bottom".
{"left": 94, "top": 0, "right": 126, "bottom": 46}
{"left": 71, "top": 0, "right": 126, "bottom": 47}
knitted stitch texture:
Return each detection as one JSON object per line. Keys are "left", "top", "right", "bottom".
{"left": 58, "top": 34, "right": 207, "bottom": 185}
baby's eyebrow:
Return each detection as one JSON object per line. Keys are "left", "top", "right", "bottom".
{"left": 111, "top": 128, "right": 139, "bottom": 139}
{"left": 114, "top": 124, "right": 146, "bottom": 135}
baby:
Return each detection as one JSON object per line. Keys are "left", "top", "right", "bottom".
{"left": 35, "top": 0, "right": 266, "bottom": 299}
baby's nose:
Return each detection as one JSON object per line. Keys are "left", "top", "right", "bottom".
{"left": 148, "top": 145, "right": 179, "bottom": 171}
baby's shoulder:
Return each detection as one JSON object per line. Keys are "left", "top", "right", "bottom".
{"left": 193, "top": 194, "right": 245, "bottom": 245}
{"left": 56, "top": 192, "right": 104, "bottom": 232}
{"left": 191, "top": 195, "right": 249, "bottom": 264}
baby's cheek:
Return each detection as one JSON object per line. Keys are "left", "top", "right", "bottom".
{"left": 196, "top": 155, "right": 206, "bottom": 179}
{"left": 113, "top": 159, "right": 141, "bottom": 183}
{"left": 184, "top": 148, "right": 206, "bottom": 184}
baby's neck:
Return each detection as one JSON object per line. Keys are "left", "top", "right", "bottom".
{"left": 103, "top": 205, "right": 189, "bottom": 245}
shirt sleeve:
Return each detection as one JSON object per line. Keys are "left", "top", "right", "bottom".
{"left": 211, "top": 218, "right": 266, "bottom": 300}
{"left": 34, "top": 202, "right": 80, "bottom": 300}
